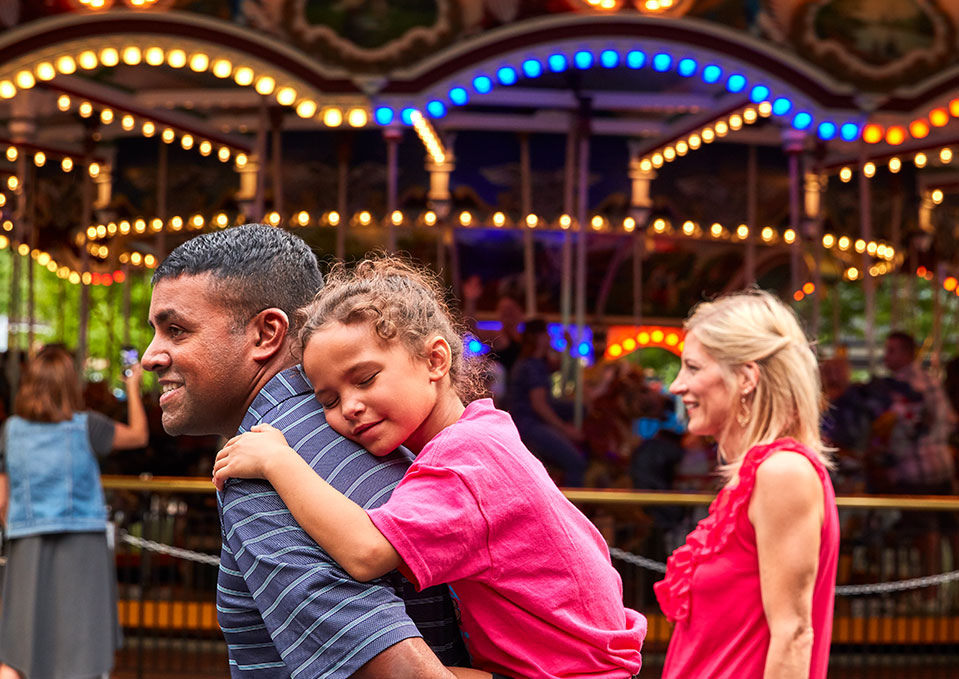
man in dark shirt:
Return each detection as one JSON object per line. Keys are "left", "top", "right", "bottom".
{"left": 142, "top": 225, "right": 467, "bottom": 678}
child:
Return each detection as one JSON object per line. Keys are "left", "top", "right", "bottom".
{"left": 213, "top": 255, "right": 646, "bottom": 679}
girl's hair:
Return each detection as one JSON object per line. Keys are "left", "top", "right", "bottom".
{"left": 684, "top": 289, "right": 832, "bottom": 477}
{"left": 14, "top": 344, "right": 84, "bottom": 422}
{"left": 298, "top": 253, "right": 487, "bottom": 403}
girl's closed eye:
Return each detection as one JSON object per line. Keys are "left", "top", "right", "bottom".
{"left": 357, "top": 372, "right": 379, "bottom": 387}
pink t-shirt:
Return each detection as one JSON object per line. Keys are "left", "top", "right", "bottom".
{"left": 367, "top": 399, "right": 646, "bottom": 678}
{"left": 654, "top": 439, "right": 839, "bottom": 679}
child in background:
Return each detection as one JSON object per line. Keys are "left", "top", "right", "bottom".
{"left": 213, "top": 255, "right": 645, "bottom": 679}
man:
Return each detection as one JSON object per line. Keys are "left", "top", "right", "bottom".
{"left": 142, "top": 225, "right": 468, "bottom": 678}
{"left": 879, "top": 332, "right": 957, "bottom": 607}
{"left": 882, "top": 331, "right": 956, "bottom": 493}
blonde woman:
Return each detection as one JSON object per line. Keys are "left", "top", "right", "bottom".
{"left": 655, "top": 290, "right": 839, "bottom": 679}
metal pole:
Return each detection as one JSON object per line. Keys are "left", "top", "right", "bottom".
{"left": 253, "top": 102, "right": 268, "bottom": 220}
{"left": 889, "top": 176, "right": 903, "bottom": 325}
{"left": 786, "top": 136, "right": 803, "bottom": 301}
{"left": 336, "top": 133, "right": 350, "bottom": 261}
{"left": 23, "top": 156, "right": 34, "bottom": 351}
{"left": 574, "top": 99, "right": 591, "bottom": 429}
{"left": 520, "top": 133, "right": 536, "bottom": 317}
{"left": 746, "top": 145, "right": 757, "bottom": 287}
{"left": 123, "top": 264, "right": 132, "bottom": 347}
{"left": 77, "top": 157, "right": 93, "bottom": 376}
{"left": 271, "top": 107, "right": 284, "bottom": 217}
{"left": 859, "top": 151, "right": 876, "bottom": 372}
{"left": 156, "top": 140, "right": 168, "bottom": 261}
{"left": 385, "top": 129, "right": 400, "bottom": 252}
{"left": 561, "top": 121, "right": 575, "bottom": 389}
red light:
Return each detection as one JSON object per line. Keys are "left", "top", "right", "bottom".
{"left": 917, "top": 266, "right": 928, "bottom": 277}
{"left": 101, "top": 273, "right": 113, "bottom": 286}
{"left": 885, "top": 126, "right": 906, "bottom": 145}
{"left": 862, "top": 124, "right": 884, "bottom": 144}
{"left": 91, "top": 272, "right": 101, "bottom": 285}
{"left": 802, "top": 282, "right": 815, "bottom": 295}
{"left": 909, "top": 120, "right": 930, "bottom": 139}
{"left": 929, "top": 108, "right": 949, "bottom": 127}
{"left": 793, "top": 290, "right": 804, "bottom": 302}
{"left": 113, "top": 270, "right": 126, "bottom": 283}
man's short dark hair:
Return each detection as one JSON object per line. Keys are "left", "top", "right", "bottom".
{"left": 152, "top": 224, "right": 322, "bottom": 330}
{"left": 887, "top": 331, "right": 916, "bottom": 357}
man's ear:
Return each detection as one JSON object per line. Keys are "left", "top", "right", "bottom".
{"left": 426, "top": 335, "right": 453, "bottom": 382}
{"left": 249, "top": 308, "right": 290, "bottom": 362}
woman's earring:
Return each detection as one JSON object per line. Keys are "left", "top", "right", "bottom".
{"left": 737, "top": 393, "right": 751, "bottom": 427}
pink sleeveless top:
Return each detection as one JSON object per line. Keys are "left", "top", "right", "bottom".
{"left": 654, "top": 438, "right": 839, "bottom": 679}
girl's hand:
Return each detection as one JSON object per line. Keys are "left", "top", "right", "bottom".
{"left": 212, "top": 423, "right": 294, "bottom": 491}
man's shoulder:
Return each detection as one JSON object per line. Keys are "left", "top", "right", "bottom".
{"left": 244, "top": 369, "right": 413, "bottom": 505}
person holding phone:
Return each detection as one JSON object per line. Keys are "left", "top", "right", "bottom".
{"left": 0, "top": 345, "right": 149, "bottom": 679}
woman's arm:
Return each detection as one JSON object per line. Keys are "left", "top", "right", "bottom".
{"left": 112, "top": 364, "right": 149, "bottom": 450}
{"left": 213, "top": 424, "right": 401, "bottom": 582}
{"left": 749, "top": 451, "right": 825, "bottom": 679}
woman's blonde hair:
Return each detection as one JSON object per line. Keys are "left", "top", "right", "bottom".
{"left": 684, "top": 289, "right": 831, "bottom": 477}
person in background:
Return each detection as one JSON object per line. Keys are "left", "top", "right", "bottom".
{"left": 879, "top": 332, "right": 957, "bottom": 608}
{"left": 655, "top": 290, "right": 839, "bottom": 679}
{"left": 0, "top": 344, "right": 148, "bottom": 679}
{"left": 881, "top": 332, "right": 956, "bottom": 494}
{"left": 820, "top": 355, "right": 870, "bottom": 493}
{"left": 506, "top": 318, "right": 587, "bottom": 487}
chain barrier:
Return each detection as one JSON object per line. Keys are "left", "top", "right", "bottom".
{"left": 119, "top": 530, "right": 221, "bottom": 567}
{"left": 609, "top": 546, "right": 668, "bottom": 574}
{"left": 607, "top": 546, "right": 959, "bottom": 596}
{"left": 106, "top": 533, "right": 958, "bottom": 596}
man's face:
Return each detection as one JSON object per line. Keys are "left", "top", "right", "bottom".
{"left": 142, "top": 274, "right": 256, "bottom": 437}
{"left": 884, "top": 338, "right": 913, "bottom": 373}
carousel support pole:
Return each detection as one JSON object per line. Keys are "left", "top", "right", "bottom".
{"left": 520, "top": 133, "right": 536, "bottom": 317}
{"left": 628, "top": 144, "right": 654, "bottom": 326}
{"left": 156, "top": 139, "right": 168, "bottom": 260}
{"left": 270, "top": 108, "right": 284, "bottom": 217}
{"left": 560, "top": 118, "right": 576, "bottom": 389}
{"left": 23, "top": 154, "right": 35, "bottom": 352}
{"left": 234, "top": 153, "right": 258, "bottom": 222}
{"left": 426, "top": 147, "right": 455, "bottom": 278}
{"left": 574, "top": 97, "right": 592, "bottom": 429}
{"left": 859, "top": 151, "right": 876, "bottom": 372}
{"left": 122, "top": 263, "right": 131, "bottom": 347}
{"left": 804, "top": 168, "right": 825, "bottom": 340}
{"left": 933, "top": 263, "right": 944, "bottom": 371}
{"left": 917, "top": 190, "right": 936, "bottom": 335}
{"left": 384, "top": 128, "right": 401, "bottom": 252}
{"left": 784, "top": 131, "right": 805, "bottom": 303}
{"left": 253, "top": 101, "right": 269, "bottom": 220}
{"left": 889, "top": 175, "right": 903, "bottom": 326}
{"left": 746, "top": 145, "right": 757, "bottom": 286}
{"left": 519, "top": 133, "right": 535, "bottom": 309}
{"left": 832, "top": 273, "right": 842, "bottom": 353}
{"left": 77, "top": 149, "right": 94, "bottom": 377}
{"left": 336, "top": 132, "right": 352, "bottom": 261}
{"left": 7, "top": 107, "right": 34, "bottom": 386}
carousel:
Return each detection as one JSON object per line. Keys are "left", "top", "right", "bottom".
{"left": 0, "top": 0, "right": 956, "bottom": 402}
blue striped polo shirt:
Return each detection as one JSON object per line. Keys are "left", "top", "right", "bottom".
{"left": 217, "top": 366, "right": 467, "bottom": 678}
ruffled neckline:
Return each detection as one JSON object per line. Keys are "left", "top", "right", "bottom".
{"left": 653, "top": 438, "right": 822, "bottom": 623}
